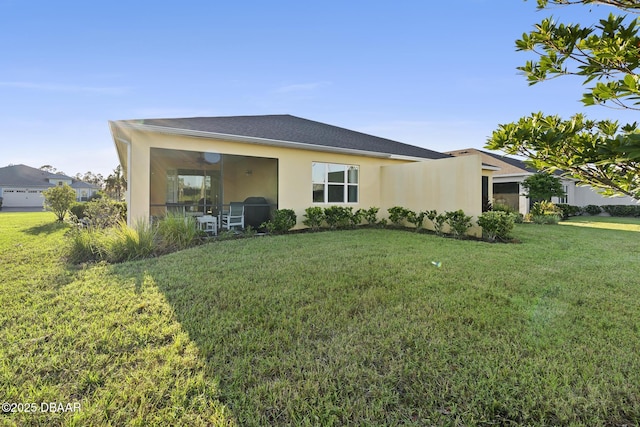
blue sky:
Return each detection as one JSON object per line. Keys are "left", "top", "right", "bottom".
{"left": 1, "top": 0, "right": 634, "bottom": 177}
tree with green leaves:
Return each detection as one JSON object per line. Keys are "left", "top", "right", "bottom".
{"left": 105, "top": 165, "right": 127, "bottom": 201}
{"left": 74, "top": 171, "right": 104, "bottom": 189}
{"left": 487, "top": 0, "right": 640, "bottom": 199}
{"left": 43, "top": 184, "right": 77, "bottom": 221}
{"left": 39, "top": 165, "right": 65, "bottom": 176}
{"left": 522, "top": 172, "right": 566, "bottom": 201}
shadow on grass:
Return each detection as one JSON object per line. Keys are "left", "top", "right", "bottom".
{"left": 108, "top": 259, "right": 238, "bottom": 425}
{"left": 22, "top": 220, "right": 68, "bottom": 236}
{"left": 104, "top": 229, "right": 640, "bottom": 425}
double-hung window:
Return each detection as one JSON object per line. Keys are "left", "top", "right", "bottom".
{"left": 312, "top": 162, "right": 358, "bottom": 203}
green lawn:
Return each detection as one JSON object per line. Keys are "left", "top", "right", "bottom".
{"left": 561, "top": 215, "right": 640, "bottom": 232}
{"left": 1, "top": 212, "right": 639, "bottom": 426}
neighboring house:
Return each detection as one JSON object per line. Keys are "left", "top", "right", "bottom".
{"left": 109, "top": 115, "right": 496, "bottom": 235}
{"left": 447, "top": 148, "right": 638, "bottom": 214}
{"left": 0, "top": 164, "right": 101, "bottom": 209}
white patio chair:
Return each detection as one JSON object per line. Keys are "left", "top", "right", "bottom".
{"left": 197, "top": 215, "right": 217, "bottom": 236}
{"left": 221, "top": 202, "right": 244, "bottom": 230}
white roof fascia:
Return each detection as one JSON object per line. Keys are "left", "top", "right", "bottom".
{"left": 387, "top": 154, "right": 436, "bottom": 162}
{"left": 114, "top": 121, "right": 439, "bottom": 162}
{"left": 493, "top": 172, "right": 533, "bottom": 179}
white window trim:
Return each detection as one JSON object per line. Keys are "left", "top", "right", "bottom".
{"left": 312, "top": 162, "right": 359, "bottom": 204}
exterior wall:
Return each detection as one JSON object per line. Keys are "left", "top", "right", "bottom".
{"left": 126, "top": 130, "right": 413, "bottom": 225}
{"left": 380, "top": 155, "right": 483, "bottom": 237}
{"left": 222, "top": 156, "right": 278, "bottom": 205}
{"left": 122, "top": 130, "right": 489, "bottom": 236}
{"left": 571, "top": 183, "right": 637, "bottom": 206}
{"left": 493, "top": 175, "right": 638, "bottom": 214}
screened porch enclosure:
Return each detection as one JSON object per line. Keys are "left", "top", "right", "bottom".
{"left": 150, "top": 148, "right": 278, "bottom": 227}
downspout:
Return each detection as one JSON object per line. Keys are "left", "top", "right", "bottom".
{"left": 124, "top": 139, "right": 132, "bottom": 225}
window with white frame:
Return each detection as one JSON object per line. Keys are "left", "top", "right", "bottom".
{"left": 312, "top": 162, "right": 358, "bottom": 203}
{"left": 559, "top": 185, "right": 568, "bottom": 204}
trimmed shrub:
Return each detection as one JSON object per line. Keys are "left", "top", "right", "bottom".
{"left": 601, "top": 205, "right": 640, "bottom": 217}
{"left": 583, "top": 204, "right": 602, "bottom": 216}
{"left": 477, "top": 211, "right": 516, "bottom": 242}
{"left": 426, "top": 210, "right": 447, "bottom": 235}
{"left": 361, "top": 207, "right": 379, "bottom": 226}
{"left": 324, "top": 206, "right": 352, "bottom": 229}
{"left": 262, "top": 209, "right": 297, "bottom": 234}
{"left": 405, "top": 210, "right": 427, "bottom": 232}
{"left": 493, "top": 203, "right": 518, "bottom": 215}
{"left": 303, "top": 207, "right": 325, "bottom": 231}
{"left": 349, "top": 208, "right": 364, "bottom": 228}
{"left": 445, "top": 210, "right": 473, "bottom": 238}
{"left": 387, "top": 206, "right": 409, "bottom": 227}
{"left": 556, "top": 204, "right": 582, "bottom": 219}
{"left": 84, "top": 198, "right": 126, "bottom": 229}
{"left": 69, "top": 202, "right": 88, "bottom": 220}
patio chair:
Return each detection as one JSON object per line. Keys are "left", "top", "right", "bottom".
{"left": 197, "top": 215, "right": 217, "bottom": 236}
{"left": 221, "top": 202, "right": 245, "bottom": 230}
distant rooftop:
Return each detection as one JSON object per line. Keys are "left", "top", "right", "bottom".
{"left": 0, "top": 164, "right": 97, "bottom": 188}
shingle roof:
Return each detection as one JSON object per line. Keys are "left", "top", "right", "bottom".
{"left": 128, "top": 115, "right": 451, "bottom": 160}
{"left": 0, "top": 164, "right": 97, "bottom": 188}
{"left": 447, "top": 148, "right": 566, "bottom": 177}
{"left": 478, "top": 150, "right": 539, "bottom": 173}
{"left": 0, "top": 164, "right": 58, "bottom": 186}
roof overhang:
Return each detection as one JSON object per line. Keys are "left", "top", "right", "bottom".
{"left": 109, "top": 120, "right": 440, "bottom": 163}
{"left": 481, "top": 163, "right": 500, "bottom": 171}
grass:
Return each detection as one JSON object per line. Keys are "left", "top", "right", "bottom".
{"left": 561, "top": 215, "right": 640, "bottom": 232}
{"left": 1, "top": 212, "right": 640, "bottom": 425}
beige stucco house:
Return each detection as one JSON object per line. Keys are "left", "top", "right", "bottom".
{"left": 109, "top": 115, "right": 494, "bottom": 235}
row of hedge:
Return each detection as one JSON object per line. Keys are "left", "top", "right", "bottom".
{"left": 261, "top": 206, "right": 517, "bottom": 242}
{"left": 67, "top": 203, "right": 520, "bottom": 265}
{"left": 555, "top": 203, "right": 640, "bottom": 218}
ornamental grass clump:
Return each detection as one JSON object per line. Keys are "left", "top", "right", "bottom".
{"left": 155, "top": 212, "right": 202, "bottom": 252}
{"left": 66, "top": 220, "right": 156, "bottom": 264}
{"left": 107, "top": 220, "right": 156, "bottom": 262}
